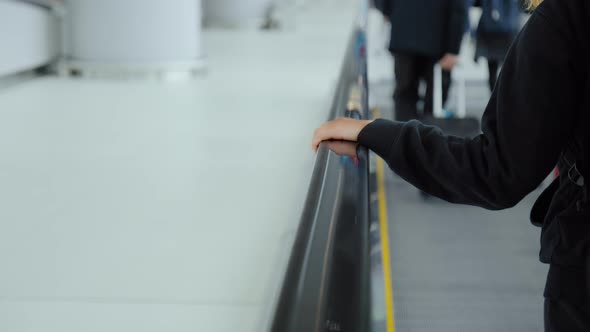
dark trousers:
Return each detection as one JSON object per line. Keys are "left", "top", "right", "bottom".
{"left": 544, "top": 298, "right": 590, "bottom": 331}
{"left": 487, "top": 60, "right": 500, "bottom": 92}
{"left": 393, "top": 53, "right": 451, "bottom": 121}
{"left": 544, "top": 263, "right": 590, "bottom": 331}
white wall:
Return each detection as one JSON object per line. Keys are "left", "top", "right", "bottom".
{"left": 0, "top": 0, "right": 59, "bottom": 76}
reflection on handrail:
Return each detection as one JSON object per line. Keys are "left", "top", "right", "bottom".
{"left": 271, "top": 1, "right": 371, "bottom": 331}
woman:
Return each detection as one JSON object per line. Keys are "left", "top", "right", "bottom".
{"left": 312, "top": 0, "right": 590, "bottom": 330}
{"left": 473, "top": 0, "right": 522, "bottom": 91}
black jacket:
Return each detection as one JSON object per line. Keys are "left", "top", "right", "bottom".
{"left": 376, "top": 0, "right": 468, "bottom": 57}
{"left": 361, "top": 0, "right": 590, "bottom": 303}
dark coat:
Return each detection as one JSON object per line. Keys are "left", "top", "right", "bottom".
{"left": 474, "top": 31, "right": 516, "bottom": 61}
{"left": 377, "top": 0, "right": 468, "bottom": 58}
{"left": 474, "top": 0, "right": 521, "bottom": 61}
{"left": 361, "top": 0, "right": 590, "bottom": 304}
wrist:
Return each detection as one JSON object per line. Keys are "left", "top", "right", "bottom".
{"left": 355, "top": 120, "right": 374, "bottom": 140}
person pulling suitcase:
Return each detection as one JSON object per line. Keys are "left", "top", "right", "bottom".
{"left": 375, "top": 0, "right": 469, "bottom": 121}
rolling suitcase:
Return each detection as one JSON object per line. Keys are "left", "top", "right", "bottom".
{"left": 421, "top": 63, "right": 481, "bottom": 138}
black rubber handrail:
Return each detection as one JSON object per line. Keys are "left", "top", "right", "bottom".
{"left": 271, "top": 3, "right": 371, "bottom": 331}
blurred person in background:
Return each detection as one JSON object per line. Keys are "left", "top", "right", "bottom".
{"left": 315, "top": 0, "right": 590, "bottom": 330}
{"left": 473, "top": 0, "right": 522, "bottom": 91}
{"left": 374, "top": 0, "right": 469, "bottom": 121}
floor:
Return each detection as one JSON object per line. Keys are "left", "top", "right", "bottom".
{"left": 0, "top": 1, "right": 357, "bottom": 331}
{"left": 385, "top": 179, "right": 547, "bottom": 332}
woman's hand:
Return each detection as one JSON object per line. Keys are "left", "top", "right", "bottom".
{"left": 312, "top": 118, "right": 373, "bottom": 152}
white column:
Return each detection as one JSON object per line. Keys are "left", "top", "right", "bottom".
{"left": 64, "top": 0, "right": 204, "bottom": 79}
{"left": 0, "top": 1, "right": 59, "bottom": 77}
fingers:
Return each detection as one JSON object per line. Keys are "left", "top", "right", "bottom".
{"left": 441, "top": 62, "right": 452, "bottom": 71}
{"left": 325, "top": 140, "right": 358, "bottom": 157}
{"left": 312, "top": 120, "right": 334, "bottom": 151}
{"left": 312, "top": 124, "right": 327, "bottom": 152}
{"left": 312, "top": 118, "right": 346, "bottom": 152}
{"left": 311, "top": 121, "right": 326, "bottom": 151}
{"left": 440, "top": 58, "right": 450, "bottom": 70}
{"left": 311, "top": 118, "right": 372, "bottom": 152}
{"left": 439, "top": 54, "right": 458, "bottom": 70}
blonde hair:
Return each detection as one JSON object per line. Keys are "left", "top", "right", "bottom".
{"left": 527, "top": 0, "right": 543, "bottom": 9}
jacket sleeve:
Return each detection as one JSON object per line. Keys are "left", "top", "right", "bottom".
{"left": 445, "top": 0, "right": 468, "bottom": 55}
{"left": 358, "top": 5, "right": 580, "bottom": 210}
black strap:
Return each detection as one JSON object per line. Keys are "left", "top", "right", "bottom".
{"left": 561, "top": 148, "right": 585, "bottom": 188}
{"left": 561, "top": 140, "right": 590, "bottom": 211}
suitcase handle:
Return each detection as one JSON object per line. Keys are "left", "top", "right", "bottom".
{"left": 433, "top": 63, "right": 467, "bottom": 119}
{"left": 433, "top": 63, "right": 444, "bottom": 118}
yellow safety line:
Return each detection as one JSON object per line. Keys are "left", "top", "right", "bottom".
{"left": 373, "top": 108, "right": 395, "bottom": 332}
{"left": 376, "top": 156, "right": 395, "bottom": 332}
